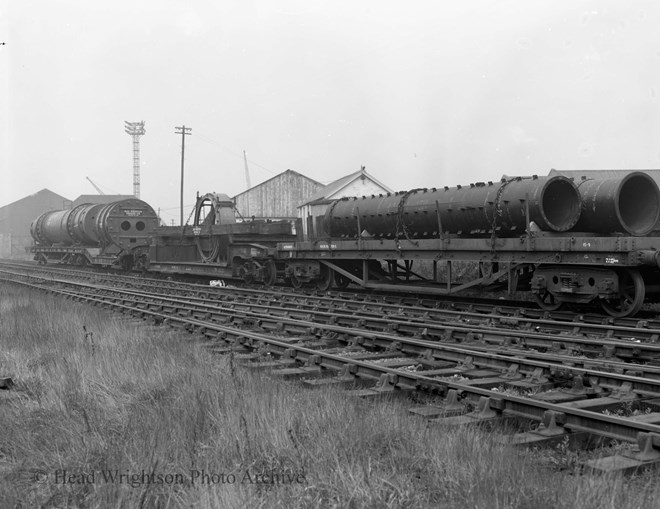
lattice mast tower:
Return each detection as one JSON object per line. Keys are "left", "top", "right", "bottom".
{"left": 124, "top": 121, "right": 146, "bottom": 198}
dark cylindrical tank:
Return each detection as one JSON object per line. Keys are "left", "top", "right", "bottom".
{"left": 30, "top": 199, "right": 158, "bottom": 247}
{"left": 69, "top": 203, "right": 105, "bottom": 244}
{"left": 92, "top": 199, "right": 159, "bottom": 247}
{"left": 572, "top": 172, "right": 660, "bottom": 236}
{"left": 324, "top": 175, "right": 582, "bottom": 238}
{"left": 30, "top": 207, "right": 85, "bottom": 246}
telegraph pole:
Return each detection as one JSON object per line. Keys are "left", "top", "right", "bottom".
{"left": 124, "top": 121, "right": 146, "bottom": 198}
{"left": 175, "top": 125, "right": 192, "bottom": 226}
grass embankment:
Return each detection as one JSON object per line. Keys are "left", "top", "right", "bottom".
{"left": 0, "top": 285, "right": 657, "bottom": 508}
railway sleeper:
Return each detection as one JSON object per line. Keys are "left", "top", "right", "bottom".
{"left": 430, "top": 396, "right": 502, "bottom": 427}
{"left": 461, "top": 376, "right": 524, "bottom": 390}
{"left": 563, "top": 395, "right": 660, "bottom": 415}
{"left": 584, "top": 432, "right": 660, "bottom": 474}
{"left": 242, "top": 358, "right": 298, "bottom": 370}
{"left": 271, "top": 365, "right": 325, "bottom": 379}
{"left": 347, "top": 372, "right": 416, "bottom": 399}
{"left": 508, "top": 410, "right": 597, "bottom": 450}
{"left": 303, "top": 363, "right": 363, "bottom": 387}
{"left": 408, "top": 389, "right": 467, "bottom": 418}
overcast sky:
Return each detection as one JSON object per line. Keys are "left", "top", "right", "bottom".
{"left": 2, "top": 1, "right": 660, "bottom": 225}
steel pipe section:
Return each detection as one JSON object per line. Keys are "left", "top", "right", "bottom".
{"left": 30, "top": 199, "right": 158, "bottom": 247}
{"left": 572, "top": 172, "right": 660, "bottom": 236}
{"left": 30, "top": 203, "right": 106, "bottom": 246}
{"left": 324, "top": 175, "right": 582, "bottom": 238}
{"left": 69, "top": 203, "right": 105, "bottom": 244}
{"left": 30, "top": 209, "right": 78, "bottom": 245}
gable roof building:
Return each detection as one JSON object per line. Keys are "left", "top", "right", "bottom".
{"left": 233, "top": 169, "right": 325, "bottom": 221}
{"left": 298, "top": 167, "right": 393, "bottom": 237}
{"left": 300, "top": 167, "right": 392, "bottom": 208}
{"left": 0, "top": 189, "right": 71, "bottom": 258}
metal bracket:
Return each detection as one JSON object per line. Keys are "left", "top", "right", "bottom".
{"left": 534, "top": 410, "right": 568, "bottom": 437}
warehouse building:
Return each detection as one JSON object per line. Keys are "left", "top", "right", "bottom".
{"left": 232, "top": 169, "right": 325, "bottom": 221}
{"left": 0, "top": 189, "right": 71, "bottom": 258}
{"left": 298, "top": 167, "right": 392, "bottom": 238}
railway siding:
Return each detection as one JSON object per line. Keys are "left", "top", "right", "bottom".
{"left": 4, "top": 261, "right": 660, "bottom": 472}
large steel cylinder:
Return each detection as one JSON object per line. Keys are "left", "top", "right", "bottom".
{"left": 30, "top": 199, "right": 158, "bottom": 247}
{"left": 572, "top": 172, "right": 660, "bottom": 236}
{"left": 30, "top": 203, "right": 105, "bottom": 246}
{"left": 69, "top": 203, "right": 105, "bottom": 244}
{"left": 324, "top": 175, "right": 582, "bottom": 238}
{"left": 30, "top": 208, "right": 78, "bottom": 245}
{"left": 92, "top": 199, "right": 159, "bottom": 247}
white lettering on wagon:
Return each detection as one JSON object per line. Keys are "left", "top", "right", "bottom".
{"left": 605, "top": 257, "right": 619, "bottom": 264}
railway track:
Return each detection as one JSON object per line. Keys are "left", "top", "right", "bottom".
{"left": 3, "top": 261, "right": 660, "bottom": 472}
{"left": 5, "top": 260, "right": 660, "bottom": 342}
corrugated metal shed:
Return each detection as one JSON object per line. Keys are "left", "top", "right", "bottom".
{"left": 233, "top": 169, "right": 325, "bottom": 220}
{"left": 0, "top": 189, "right": 71, "bottom": 258}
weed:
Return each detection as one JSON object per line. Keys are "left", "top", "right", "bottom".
{"left": 1, "top": 285, "right": 659, "bottom": 508}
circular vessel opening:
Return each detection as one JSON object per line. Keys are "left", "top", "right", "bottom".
{"left": 618, "top": 173, "right": 660, "bottom": 235}
{"left": 541, "top": 178, "right": 582, "bottom": 231}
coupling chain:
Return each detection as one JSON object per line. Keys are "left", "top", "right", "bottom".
{"left": 395, "top": 189, "right": 421, "bottom": 248}
{"left": 489, "top": 178, "right": 516, "bottom": 258}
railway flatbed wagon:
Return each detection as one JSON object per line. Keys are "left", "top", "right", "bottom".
{"left": 274, "top": 172, "right": 660, "bottom": 318}
{"left": 31, "top": 244, "right": 138, "bottom": 269}
{"left": 30, "top": 198, "right": 159, "bottom": 270}
{"left": 276, "top": 232, "right": 660, "bottom": 318}
{"left": 145, "top": 192, "right": 297, "bottom": 281}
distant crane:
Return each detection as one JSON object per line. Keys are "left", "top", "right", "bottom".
{"left": 243, "top": 150, "right": 251, "bottom": 190}
{"left": 86, "top": 177, "right": 106, "bottom": 195}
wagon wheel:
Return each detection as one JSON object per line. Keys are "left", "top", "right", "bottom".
{"left": 239, "top": 262, "right": 255, "bottom": 284}
{"left": 316, "top": 265, "right": 335, "bottom": 291}
{"left": 534, "top": 289, "right": 562, "bottom": 312}
{"left": 289, "top": 273, "right": 303, "bottom": 290}
{"left": 600, "top": 268, "right": 645, "bottom": 318}
{"left": 134, "top": 254, "right": 148, "bottom": 272}
{"left": 334, "top": 271, "right": 350, "bottom": 290}
{"left": 263, "top": 260, "right": 277, "bottom": 287}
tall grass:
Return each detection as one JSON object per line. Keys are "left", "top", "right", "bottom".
{"left": 0, "top": 285, "right": 657, "bottom": 508}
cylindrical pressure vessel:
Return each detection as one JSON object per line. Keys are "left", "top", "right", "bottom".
{"left": 69, "top": 203, "right": 105, "bottom": 245}
{"left": 324, "top": 175, "right": 582, "bottom": 238}
{"left": 30, "top": 208, "right": 78, "bottom": 245}
{"left": 92, "top": 199, "right": 159, "bottom": 247}
{"left": 572, "top": 172, "right": 660, "bottom": 236}
{"left": 30, "top": 199, "right": 158, "bottom": 247}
